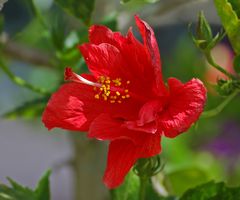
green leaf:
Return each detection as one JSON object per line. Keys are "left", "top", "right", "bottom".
{"left": 54, "top": 0, "right": 95, "bottom": 26}
{"left": 180, "top": 181, "right": 240, "bottom": 200}
{"left": 0, "top": 178, "right": 36, "bottom": 200}
{"left": 214, "top": 0, "right": 240, "bottom": 54}
{"left": 228, "top": 0, "right": 240, "bottom": 18}
{"left": 110, "top": 170, "right": 140, "bottom": 200}
{"left": 0, "top": 170, "right": 51, "bottom": 200}
{"left": 233, "top": 54, "right": 240, "bottom": 74}
{"left": 34, "top": 170, "right": 51, "bottom": 200}
{"left": 3, "top": 98, "right": 48, "bottom": 119}
{"left": 164, "top": 168, "right": 209, "bottom": 196}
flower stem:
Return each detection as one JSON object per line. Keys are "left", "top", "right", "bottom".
{"left": 205, "top": 52, "right": 236, "bottom": 79}
{"left": 201, "top": 89, "right": 239, "bottom": 118}
{"left": 0, "top": 59, "right": 50, "bottom": 95}
{"left": 139, "top": 177, "right": 148, "bottom": 200}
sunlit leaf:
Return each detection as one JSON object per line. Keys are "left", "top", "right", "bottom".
{"left": 214, "top": 0, "right": 240, "bottom": 55}
{"left": 164, "top": 168, "right": 209, "bottom": 196}
{"left": 180, "top": 181, "right": 240, "bottom": 200}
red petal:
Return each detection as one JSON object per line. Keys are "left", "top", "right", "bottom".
{"left": 42, "top": 83, "right": 99, "bottom": 131}
{"left": 89, "top": 25, "right": 126, "bottom": 49}
{"left": 88, "top": 114, "right": 134, "bottom": 141}
{"left": 158, "top": 78, "right": 207, "bottom": 138}
{"left": 79, "top": 43, "right": 122, "bottom": 78}
{"left": 103, "top": 140, "right": 138, "bottom": 188}
{"left": 82, "top": 19, "right": 168, "bottom": 98}
{"left": 42, "top": 82, "right": 140, "bottom": 131}
{"left": 135, "top": 15, "right": 167, "bottom": 95}
{"left": 88, "top": 113, "right": 162, "bottom": 156}
{"left": 137, "top": 132, "right": 161, "bottom": 158}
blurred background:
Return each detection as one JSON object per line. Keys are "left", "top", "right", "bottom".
{"left": 1, "top": 0, "right": 240, "bottom": 200}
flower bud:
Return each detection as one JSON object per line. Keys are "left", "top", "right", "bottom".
{"left": 189, "top": 11, "right": 225, "bottom": 52}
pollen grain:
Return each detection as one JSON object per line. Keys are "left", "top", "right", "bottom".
{"left": 93, "top": 76, "right": 131, "bottom": 103}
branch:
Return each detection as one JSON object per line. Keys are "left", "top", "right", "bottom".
{"left": 154, "top": 0, "right": 208, "bottom": 16}
{"left": 0, "top": 34, "right": 55, "bottom": 68}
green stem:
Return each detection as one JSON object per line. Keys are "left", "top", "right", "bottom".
{"left": 201, "top": 89, "right": 239, "bottom": 118}
{"left": 205, "top": 52, "right": 236, "bottom": 79}
{"left": 28, "top": 0, "right": 48, "bottom": 29}
{"left": 0, "top": 59, "right": 50, "bottom": 95}
{"left": 139, "top": 177, "right": 148, "bottom": 200}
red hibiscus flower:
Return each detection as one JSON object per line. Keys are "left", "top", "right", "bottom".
{"left": 42, "top": 16, "right": 207, "bottom": 188}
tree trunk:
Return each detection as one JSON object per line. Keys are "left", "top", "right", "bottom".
{"left": 70, "top": 133, "right": 109, "bottom": 200}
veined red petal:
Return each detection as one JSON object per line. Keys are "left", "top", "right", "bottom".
{"left": 103, "top": 140, "right": 138, "bottom": 188}
{"left": 158, "top": 78, "right": 207, "bottom": 138}
{"left": 135, "top": 15, "right": 167, "bottom": 95}
{"left": 88, "top": 114, "right": 133, "bottom": 141}
{"left": 79, "top": 42, "right": 159, "bottom": 99}
{"left": 42, "top": 83, "right": 99, "bottom": 131}
{"left": 89, "top": 25, "right": 126, "bottom": 49}
{"left": 103, "top": 135, "right": 161, "bottom": 188}
{"left": 42, "top": 82, "right": 140, "bottom": 131}
{"left": 79, "top": 43, "right": 121, "bottom": 78}
{"left": 88, "top": 113, "right": 161, "bottom": 156}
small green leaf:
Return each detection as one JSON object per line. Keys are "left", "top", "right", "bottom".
{"left": 214, "top": 0, "right": 240, "bottom": 54}
{"left": 0, "top": 170, "right": 51, "bottom": 200}
{"left": 35, "top": 170, "right": 51, "bottom": 200}
{"left": 180, "top": 181, "right": 240, "bottom": 200}
{"left": 110, "top": 170, "right": 139, "bottom": 200}
{"left": 164, "top": 168, "right": 209, "bottom": 196}
{"left": 54, "top": 0, "right": 95, "bottom": 26}
{"left": 0, "top": 178, "right": 36, "bottom": 200}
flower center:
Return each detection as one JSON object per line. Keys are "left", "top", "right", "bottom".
{"left": 94, "top": 76, "right": 130, "bottom": 104}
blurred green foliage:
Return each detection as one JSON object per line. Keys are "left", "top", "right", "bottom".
{"left": 54, "top": 0, "right": 95, "bottom": 25}
{"left": 1, "top": 0, "right": 240, "bottom": 199}
{"left": 180, "top": 181, "right": 240, "bottom": 200}
{"left": 0, "top": 170, "right": 51, "bottom": 200}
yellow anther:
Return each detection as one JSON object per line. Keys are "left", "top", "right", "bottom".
{"left": 94, "top": 76, "right": 130, "bottom": 103}
{"left": 102, "top": 94, "right": 108, "bottom": 101}
{"left": 94, "top": 94, "right": 100, "bottom": 99}
{"left": 106, "top": 91, "right": 111, "bottom": 96}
